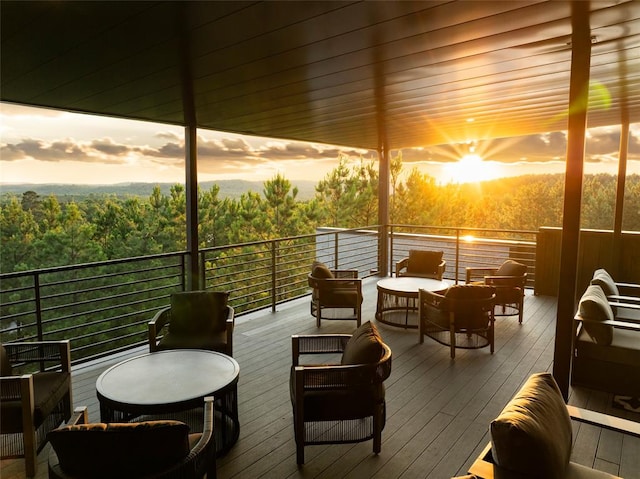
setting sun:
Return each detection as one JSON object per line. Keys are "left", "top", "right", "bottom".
{"left": 442, "top": 154, "right": 504, "bottom": 184}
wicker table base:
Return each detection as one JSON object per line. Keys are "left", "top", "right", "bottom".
{"left": 96, "top": 349, "right": 240, "bottom": 457}
{"left": 375, "top": 277, "right": 449, "bottom": 328}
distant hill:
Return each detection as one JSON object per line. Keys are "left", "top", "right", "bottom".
{"left": 0, "top": 179, "right": 318, "bottom": 201}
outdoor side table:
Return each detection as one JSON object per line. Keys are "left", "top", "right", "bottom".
{"left": 96, "top": 349, "right": 240, "bottom": 456}
{"left": 376, "top": 276, "right": 449, "bottom": 328}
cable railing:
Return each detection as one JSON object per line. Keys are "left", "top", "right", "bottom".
{"left": 389, "top": 225, "right": 537, "bottom": 286}
{"left": 0, "top": 225, "right": 538, "bottom": 366}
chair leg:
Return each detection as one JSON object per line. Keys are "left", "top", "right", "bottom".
{"left": 296, "top": 441, "right": 305, "bottom": 465}
{"left": 23, "top": 430, "right": 37, "bottom": 478}
{"left": 315, "top": 301, "right": 321, "bottom": 328}
{"left": 518, "top": 299, "right": 524, "bottom": 323}
{"left": 450, "top": 320, "right": 456, "bottom": 359}
{"left": 373, "top": 403, "right": 384, "bottom": 454}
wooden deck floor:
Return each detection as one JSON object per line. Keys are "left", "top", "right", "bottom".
{"left": 3, "top": 278, "right": 640, "bottom": 478}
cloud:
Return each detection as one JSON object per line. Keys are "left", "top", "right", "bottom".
{"left": 398, "top": 127, "right": 640, "bottom": 165}
{"left": 1, "top": 138, "right": 88, "bottom": 162}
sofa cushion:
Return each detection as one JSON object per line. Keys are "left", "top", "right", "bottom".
{"left": 48, "top": 420, "right": 190, "bottom": 478}
{"left": 591, "top": 268, "right": 619, "bottom": 297}
{"left": 490, "top": 372, "right": 573, "bottom": 479}
{"left": 407, "top": 250, "right": 443, "bottom": 275}
{"left": 169, "top": 291, "right": 228, "bottom": 335}
{"left": 578, "top": 285, "right": 614, "bottom": 346}
{"left": 496, "top": 259, "right": 527, "bottom": 277}
{"left": 311, "top": 261, "right": 334, "bottom": 279}
{"left": 576, "top": 327, "right": 640, "bottom": 368}
{"left": 341, "top": 321, "right": 384, "bottom": 365}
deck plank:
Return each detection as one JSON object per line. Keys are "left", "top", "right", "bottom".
{"left": 3, "top": 279, "right": 639, "bottom": 479}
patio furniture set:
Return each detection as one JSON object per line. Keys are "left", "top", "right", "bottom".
{"left": 3, "top": 253, "right": 637, "bottom": 477}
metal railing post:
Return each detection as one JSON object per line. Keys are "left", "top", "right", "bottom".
{"left": 455, "top": 229, "right": 460, "bottom": 284}
{"left": 334, "top": 232, "right": 339, "bottom": 269}
{"left": 389, "top": 225, "right": 394, "bottom": 276}
{"left": 199, "top": 252, "right": 206, "bottom": 290}
{"left": 34, "top": 272, "right": 43, "bottom": 341}
{"left": 271, "top": 240, "right": 277, "bottom": 312}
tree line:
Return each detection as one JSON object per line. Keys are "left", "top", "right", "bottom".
{"left": 2, "top": 154, "right": 639, "bottom": 274}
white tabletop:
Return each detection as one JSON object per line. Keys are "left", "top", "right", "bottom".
{"left": 96, "top": 349, "right": 239, "bottom": 406}
{"left": 377, "top": 276, "right": 449, "bottom": 294}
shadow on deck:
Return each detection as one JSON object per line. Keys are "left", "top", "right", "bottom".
{"left": 3, "top": 278, "right": 640, "bottom": 478}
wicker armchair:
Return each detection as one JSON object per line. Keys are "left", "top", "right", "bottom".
{"left": 396, "top": 249, "right": 446, "bottom": 280}
{"left": 466, "top": 259, "right": 527, "bottom": 323}
{"left": 308, "top": 262, "right": 362, "bottom": 327}
{"left": 418, "top": 285, "right": 496, "bottom": 359}
{"left": 48, "top": 396, "right": 217, "bottom": 479}
{"left": 1, "top": 340, "right": 73, "bottom": 477}
{"left": 149, "top": 291, "right": 235, "bottom": 356}
{"left": 290, "top": 322, "right": 392, "bottom": 464}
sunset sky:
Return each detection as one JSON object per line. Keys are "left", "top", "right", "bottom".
{"left": 1, "top": 102, "right": 639, "bottom": 187}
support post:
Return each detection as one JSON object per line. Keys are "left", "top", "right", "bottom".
{"left": 185, "top": 124, "right": 199, "bottom": 290}
{"left": 553, "top": 1, "right": 591, "bottom": 400}
{"left": 613, "top": 120, "right": 629, "bottom": 275}
{"left": 177, "top": 2, "right": 199, "bottom": 290}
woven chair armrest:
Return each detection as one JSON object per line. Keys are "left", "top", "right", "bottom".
{"left": 0, "top": 374, "right": 32, "bottom": 400}
{"left": 332, "top": 269, "right": 359, "bottom": 279}
{"left": 419, "top": 289, "right": 445, "bottom": 307}
{"left": 66, "top": 406, "right": 89, "bottom": 426}
{"left": 465, "top": 267, "right": 499, "bottom": 283}
{"left": 292, "top": 335, "right": 351, "bottom": 364}
{"left": 3, "top": 341, "right": 70, "bottom": 373}
{"left": 483, "top": 275, "right": 526, "bottom": 287}
{"left": 148, "top": 306, "right": 171, "bottom": 329}
{"left": 185, "top": 396, "right": 215, "bottom": 458}
{"left": 148, "top": 307, "right": 171, "bottom": 351}
{"left": 308, "top": 276, "right": 362, "bottom": 291}
{"left": 295, "top": 363, "right": 381, "bottom": 389}
{"left": 395, "top": 257, "right": 409, "bottom": 274}
{"left": 226, "top": 305, "right": 235, "bottom": 328}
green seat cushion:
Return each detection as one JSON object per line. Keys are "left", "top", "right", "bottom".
{"left": 591, "top": 268, "right": 619, "bottom": 297}
{"left": 496, "top": 259, "right": 527, "bottom": 277}
{"left": 407, "top": 250, "right": 443, "bottom": 275}
{"left": 169, "top": 291, "right": 228, "bottom": 335}
{"left": 48, "top": 420, "right": 190, "bottom": 478}
{"left": 341, "top": 321, "right": 384, "bottom": 365}
{"left": 578, "top": 284, "right": 614, "bottom": 346}
{"left": 490, "top": 372, "right": 572, "bottom": 479}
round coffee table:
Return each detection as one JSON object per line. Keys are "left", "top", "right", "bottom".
{"left": 96, "top": 349, "right": 240, "bottom": 456}
{"left": 376, "top": 277, "right": 449, "bottom": 328}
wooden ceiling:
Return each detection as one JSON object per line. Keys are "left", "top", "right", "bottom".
{"left": 1, "top": 0, "right": 639, "bottom": 151}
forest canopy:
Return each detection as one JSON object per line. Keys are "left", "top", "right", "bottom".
{"left": 2, "top": 155, "right": 639, "bottom": 274}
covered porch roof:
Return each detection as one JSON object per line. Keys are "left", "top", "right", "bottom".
{"left": 1, "top": 0, "right": 639, "bottom": 150}
{"left": 2, "top": 0, "right": 639, "bottom": 398}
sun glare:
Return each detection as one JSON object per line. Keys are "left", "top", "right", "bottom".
{"left": 442, "top": 154, "right": 503, "bottom": 184}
